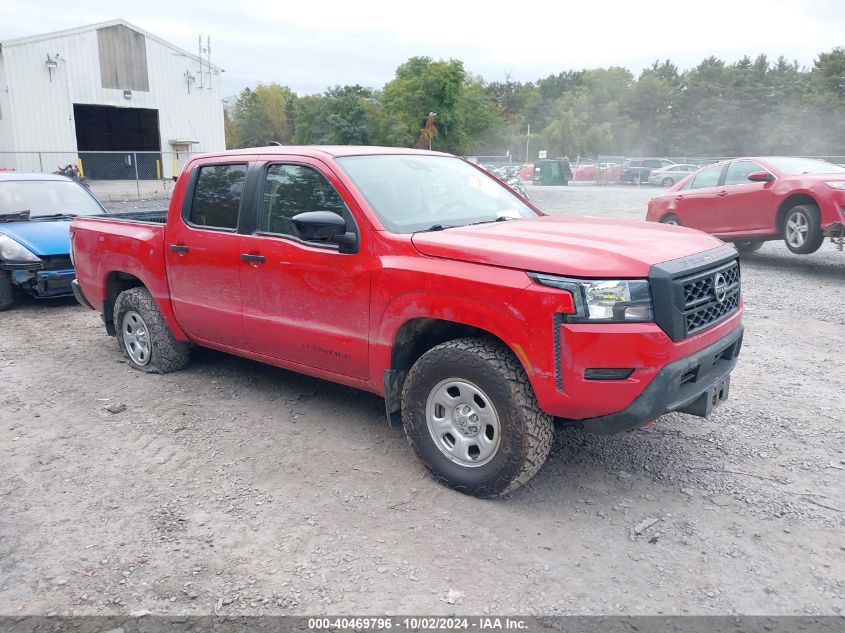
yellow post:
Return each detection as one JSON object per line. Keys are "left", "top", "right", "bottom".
{"left": 172, "top": 159, "right": 177, "bottom": 179}
{"left": 156, "top": 159, "right": 161, "bottom": 180}
{"left": 76, "top": 158, "right": 84, "bottom": 177}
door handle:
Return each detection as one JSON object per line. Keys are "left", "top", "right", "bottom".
{"left": 716, "top": 190, "right": 728, "bottom": 197}
{"left": 170, "top": 244, "right": 189, "bottom": 253}
{"left": 241, "top": 253, "right": 266, "bottom": 263}
{"left": 675, "top": 195, "right": 684, "bottom": 200}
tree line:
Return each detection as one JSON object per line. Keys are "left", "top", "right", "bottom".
{"left": 224, "top": 48, "right": 845, "bottom": 160}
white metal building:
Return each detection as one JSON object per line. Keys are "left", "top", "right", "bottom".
{"left": 0, "top": 19, "right": 225, "bottom": 178}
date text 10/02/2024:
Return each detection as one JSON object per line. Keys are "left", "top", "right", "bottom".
{"left": 306, "top": 617, "right": 528, "bottom": 630}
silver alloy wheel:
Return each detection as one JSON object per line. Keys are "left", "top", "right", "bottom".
{"left": 122, "top": 310, "right": 151, "bottom": 366}
{"left": 425, "top": 378, "right": 502, "bottom": 467}
{"left": 786, "top": 211, "right": 809, "bottom": 248}
{"left": 663, "top": 217, "right": 680, "bottom": 225}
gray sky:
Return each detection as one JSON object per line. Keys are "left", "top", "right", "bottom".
{"left": 2, "top": 0, "right": 843, "bottom": 97}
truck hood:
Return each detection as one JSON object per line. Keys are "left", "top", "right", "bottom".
{"left": 410, "top": 214, "right": 726, "bottom": 277}
{"left": 0, "top": 220, "right": 71, "bottom": 256}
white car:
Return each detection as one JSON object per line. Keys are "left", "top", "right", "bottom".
{"left": 646, "top": 164, "right": 700, "bottom": 187}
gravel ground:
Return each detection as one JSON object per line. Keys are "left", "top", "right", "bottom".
{"left": 0, "top": 183, "right": 843, "bottom": 617}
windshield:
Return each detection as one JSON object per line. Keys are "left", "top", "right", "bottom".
{"left": 0, "top": 180, "right": 106, "bottom": 218}
{"left": 765, "top": 157, "right": 845, "bottom": 175}
{"left": 336, "top": 155, "right": 538, "bottom": 233}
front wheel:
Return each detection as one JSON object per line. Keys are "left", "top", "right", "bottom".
{"left": 0, "top": 274, "right": 14, "bottom": 311}
{"left": 401, "top": 337, "right": 554, "bottom": 498}
{"left": 113, "top": 287, "right": 190, "bottom": 373}
{"left": 660, "top": 214, "right": 681, "bottom": 226}
{"left": 783, "top": 204, "right": 824, "bottom": 254}
{"left": 661, "top": 177, "right": 675, "bottom": 187}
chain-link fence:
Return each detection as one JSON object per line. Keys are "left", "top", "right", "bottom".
{"left": 0, "top": 150, "right": 195, "bottom": 202}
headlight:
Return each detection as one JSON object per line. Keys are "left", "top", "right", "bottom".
{"left": 529, "top": 273, "right": 653, "bottom": 323}
{"left": 824, "top": 181, "right": 845, "bottom": 190}
{"left": 0, "top": 235, "right": 41, "bottom": 263}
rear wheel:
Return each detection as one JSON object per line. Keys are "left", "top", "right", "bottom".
{"left": 783, "top": 204, "right": 824, "bottom": 254}
{"left": 114, "top": 287, "right": 190, "bottom": 373}
{"left": 0, "top": 274, "right": 14, "bottom": 311}
{"left": 401, "top": 337, "right": 553, "bottom": 498}
{"left": 661, "top": 177, "right": 675, "bottom": 187}
{"left": 660, "top": 214, "right": 681, "bottom": 226}
{"left": 735, "top": 240, "right": 764, "bottom": 253}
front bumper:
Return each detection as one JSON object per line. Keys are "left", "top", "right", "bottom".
{"left": 9, "top": 267, "right": 75, "bottom": 298}
{"left": 575, "top": 324, "right": 743, "bottom": 434}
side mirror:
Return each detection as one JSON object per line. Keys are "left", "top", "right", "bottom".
{"left": 747, "top": 171, "right": 775, "bottom": 182}
{"left": 291, "top": 211, "right": 357, "bottom": 252}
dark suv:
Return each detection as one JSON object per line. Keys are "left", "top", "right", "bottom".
{"left": 620, "top": 158, "right": 675, "bottom": 184}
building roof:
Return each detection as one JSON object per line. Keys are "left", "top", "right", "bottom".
{"left": 191, "top": 146, "right": 452, "bottom": 160}
{"left": 0, "top": 18, "right": 222, "bottom": 72}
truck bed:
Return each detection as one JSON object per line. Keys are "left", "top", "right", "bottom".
{"left": 71, "top": 215, "right": 170, "bottom": 323}
{"left": 103, "top": 210, "right": 168, "bottom": 224}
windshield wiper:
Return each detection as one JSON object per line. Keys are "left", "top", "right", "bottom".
{"left": 420, "top": 224, "right": 456, "bottom": 232}
{"left": 467, "top": 216, "right": 515, "bottom": 226}
{"left": 0, "top": 210, "right": 31, "bottom": 222}
{"left": 31, "top": 213, "right": 77, "bottom": 220}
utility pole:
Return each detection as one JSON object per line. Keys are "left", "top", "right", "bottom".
{"left": 427, "top": 112, "right": 437, "bottom": 151}
{"left": 525, "top": 124, "right": 531, "bottom": 163}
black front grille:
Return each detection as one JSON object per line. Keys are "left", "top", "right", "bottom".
{"left": 649, "top": 244, "right": 741, "bottom": 342}
{"left": 40, "top": 256, "right": 73, "bottom": 271}
{"left": 678, "top": 260, "right": 740, "bottom": 337}
{"left": 1, "top": 261, "right": 42, "bottom": 271}
{"left": 686, "top": 291, "right": 739, "bottom": 334}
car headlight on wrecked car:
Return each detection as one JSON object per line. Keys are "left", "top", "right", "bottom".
{"left": 529, "top": 273, "right": 654, "bottom": 322}
{"left": 0, "top": 235, "right": 41, "bottom": 263}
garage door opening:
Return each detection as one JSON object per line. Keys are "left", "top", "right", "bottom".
{"left": 73, "top": 104, "right": 161, "bottom": 180}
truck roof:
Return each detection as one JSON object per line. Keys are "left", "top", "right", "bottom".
{"left": 190, "top": 146, "right": 452, "bottom": 160}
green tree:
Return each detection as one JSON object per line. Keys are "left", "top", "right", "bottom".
{"left": 293, "top": 85, "right": 379, "bottom": 145}
{"left": 381, "top": 57, "right": 498, "bottom": 154}
{"left": 228, "top": 83, "right": 298, "bottom": 148}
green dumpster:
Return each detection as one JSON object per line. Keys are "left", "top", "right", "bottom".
{"left": 532, "top": 159, "right": 573, "bottom": 186}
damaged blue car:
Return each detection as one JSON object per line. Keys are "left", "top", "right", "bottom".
{"left": 0, "top": 173, "right": 107, "bottom": 310}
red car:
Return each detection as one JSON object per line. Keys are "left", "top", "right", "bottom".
{"left": 646, "top": 157, "right": 845, "bottom": 254}
{"left": 70, "top": 146, "right": 743, "bottom": 497}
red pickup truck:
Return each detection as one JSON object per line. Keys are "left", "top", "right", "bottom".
{"left": 71, "top": 146, "right": 743, "bottom": 497}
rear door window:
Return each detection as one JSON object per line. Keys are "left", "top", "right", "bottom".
{"left": 689, "top": 164, "right": 723, "bottom": 190}
{"left": 189, "top": 164, "right": 248, "bottom": 230}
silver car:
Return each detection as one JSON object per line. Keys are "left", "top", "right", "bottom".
{"left": 646, "top": 164, "right": 700, "bottom": 187}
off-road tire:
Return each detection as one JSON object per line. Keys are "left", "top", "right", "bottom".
{"left": 0, "top": 274, "right": 14, "bottom": 311}
{"left": 735, "top": 240, "right": 764, "bottom": 253}
{"left": 113, "top": 287, "right": 190, "bottom": 373}
{"left": 661, "top": 177, "right": 675, "bottom": 187}
{"left": 660, "top": 213, "right": 681, "bottom": 226}
{"left": 401, "top": 337, "right": 554, "bottom": 498}
{"left": 783, "top": 204, "right": 824, "bottom": 254}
